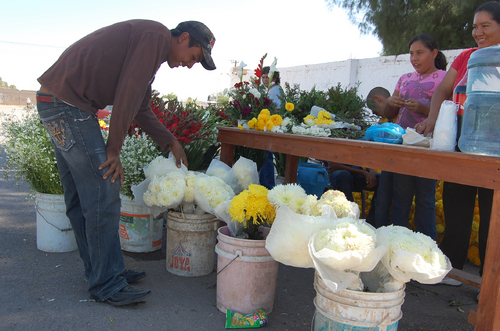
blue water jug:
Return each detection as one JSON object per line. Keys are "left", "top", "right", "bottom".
{"left": 458, "top": 45, "right": 500, "bottom": 156}
{"left": 297, "top": 162, "right": 328, "bottom": 197}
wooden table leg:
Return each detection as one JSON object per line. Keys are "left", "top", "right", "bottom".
{"left": 474, "top": 189, "right": 500, "bottom": 330}
{"left": 219, "top": 142, "right": 234, "bottom": 167}
{"left": 284, "top": 154, "right": 298, "bottom": 184}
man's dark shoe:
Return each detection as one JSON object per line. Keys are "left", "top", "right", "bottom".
{"left": 122, "top": 269, "right": 146, "bottom": 284}
{"left": 94, "top": 286, "right": 151, "bottom": 306}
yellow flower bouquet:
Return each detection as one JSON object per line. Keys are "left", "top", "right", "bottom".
{"left": 226, "top": 184, "right": 276, "bottom": 240}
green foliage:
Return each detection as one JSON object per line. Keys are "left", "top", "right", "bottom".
{"left": 0, "top": 76, "right": 17, "bottom": 89}
{"left": 282, "top": 82, "right": 370, "bottom": 129}
{"left": 326, "top": 0, "right": 484, "bottom": 55}
{"left": 1, "top": 109, "right": 63, "bottom": 194}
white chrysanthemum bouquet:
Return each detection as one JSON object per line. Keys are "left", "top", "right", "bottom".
{"left": 131, "top": 155, "right": 259, "bottom": 215}
{"left": 265, "top": 184, "right": 451, "bottom": 293}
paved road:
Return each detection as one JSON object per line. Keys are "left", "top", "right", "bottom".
{"left": 0, "top": 106, "right": 478, "bottom": 330}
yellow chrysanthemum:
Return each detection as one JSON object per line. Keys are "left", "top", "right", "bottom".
{"left": 265, "top": 120, "right": 275, "bottom": 131}
{"left": 238, "top": 124, "right": 244, "bottom": 130}
{"left": 270, "top": 114, "right": 283, "bottom": 126}
{"left": 257, "top": 118, "right": 266, "bottom": 131}
{"left": 248, "top": 118, "right": 257, "bottom": 129}
{"left": 285, "top": 103, "right": 294, "bottom": 111}
{"left": 258, "top": 112, "right": 270, "bottom": 123}
{"left": 260, "top": 109, "right": 271, "bottom": 117}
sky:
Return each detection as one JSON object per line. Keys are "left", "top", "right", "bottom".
{"left": 1, "top": 0, "right": 383, "bottom": 101}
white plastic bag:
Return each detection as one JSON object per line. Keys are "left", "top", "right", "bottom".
{"left": 265, "top": 205, "right": 337, "bottom": 268}
{"left": 206, "top": 159, "right": 232, "bottom": 184}
{"left": 402, "top": 128, "right": 431, "bottom": 147}
{"left": 430, "top": 100, "right": 458, "bottom": 151}
{"left": 228, "top": 156, "right": 259, "bottom": 194}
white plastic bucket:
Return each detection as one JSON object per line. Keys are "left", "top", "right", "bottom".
{"left": 166, "top": 211, "right": 219, "bottom": 277}
{"left": 119, "top": 196, "right": 163, "bottom": 253}
{"left": 313, "top": 273, "right": 404, "bottom": 331}
{"left": 35, "top": 192, "right": 78, "bottom": 253}
{"left": 216, "top": 226, "right": 279, "bottom": 314}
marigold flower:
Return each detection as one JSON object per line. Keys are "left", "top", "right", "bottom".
{"left": 285, "top": 103, "right": 294, "bottom": 111}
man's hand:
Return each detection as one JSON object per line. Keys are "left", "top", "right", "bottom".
{"left": 98, "top": 149, "right": 124, "bottom": 184}
{"left": 168, "top": 140, "right": 188, "bottom": 168}
{"left": 363, "top": 170, "right": 378, "bottom": 189}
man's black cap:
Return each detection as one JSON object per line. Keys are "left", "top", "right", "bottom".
{"left": 175, "top": 21, "right": 216, "bottom": 70}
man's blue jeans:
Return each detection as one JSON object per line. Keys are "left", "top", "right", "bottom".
{"left": 37, "top": 96, "right": 127, "bottom": 300}
{"left": 391, "top": 173, "right": 437, "bottom": 240}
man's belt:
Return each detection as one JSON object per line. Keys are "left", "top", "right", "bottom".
{"left": 36, "top": 95, "right": 64, "bottom": 104}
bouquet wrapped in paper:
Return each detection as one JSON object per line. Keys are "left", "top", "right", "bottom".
{"left": 308, "top": 218, "right": 387, "bottom": 292}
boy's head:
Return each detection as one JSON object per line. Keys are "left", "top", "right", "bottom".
{"left": 366, "top": 87, "right": 390, "bottom": 116}
{"left": 168, "top": 21, "right": 216, "bottom": 70}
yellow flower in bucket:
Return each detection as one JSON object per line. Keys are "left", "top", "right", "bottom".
{"left": 228, "top": 184, "right": 276, "bottom": 240}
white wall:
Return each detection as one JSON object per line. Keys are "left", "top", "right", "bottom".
{"left": 279, "top": 49, "right": 465, "bottom": 100}
{"left": 230, "top": 49, "right": 465, "bottom": 102}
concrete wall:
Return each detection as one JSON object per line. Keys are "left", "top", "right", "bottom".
{"left": 279, "top": 49, "right": 464, "bottom": 99}
{"left": 0, "top": 88, "right": 37, "bottom": 106}
{"left": 231, "top": 49, "right": 465, "bottom": 100}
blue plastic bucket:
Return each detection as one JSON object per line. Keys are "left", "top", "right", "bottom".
{"left": 297, "top": 162, "right": 328, "bottom": 197}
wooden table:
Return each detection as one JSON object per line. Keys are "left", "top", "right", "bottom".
{"left": 218, "top": 127, "right": 500, "bottom": 330}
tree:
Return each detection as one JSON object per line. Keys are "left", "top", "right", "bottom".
{"left": 326, "top": 0, "right": 485, "bottom": 55}
{"left": 0, "top": 76, "right": 17, "bottom": 90}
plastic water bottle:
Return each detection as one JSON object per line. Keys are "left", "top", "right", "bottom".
{"left": 458, "top": 45, "right": 500, "bottom": 156}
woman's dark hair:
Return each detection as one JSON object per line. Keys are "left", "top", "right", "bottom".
{"left": 408, "top": 33, "right": 447, "bottom": 71}
{"left": 170, "top": 29, "right": 201, "bottom": 48}
{"left": 261, "top": 66, "right": 280, "bottom": 84}
{"left": 476, "top": 1, "right": 500, "bottom": 24}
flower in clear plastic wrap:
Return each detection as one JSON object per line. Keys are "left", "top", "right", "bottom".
{"left": 314, "top": 218, "right": 376, "bottom": 255}
{"left": 376, "top": 225, "right": 452, "bottom": 284}
{"left": 299, "top": 194, "right": 320, "bottom": 215}
{"left": 194, "top": 174, "right": 235, "bottom": 213}
{"left": 268, "top": 183, "right": 308, "bottom": 214}
{"left": 316, "top": 110, "right": 334, "bottom": 125}
{"left": 312, "top": 190, "right": 359, "bottom": 218}
{"left": 183, "top": 171, "right": 199, "bottom": 203}
{"left": 144, "top": 171, "right": 186, "bottom": 208}
{"left": 228, "top": 184, "right": 276, "bottom": 239}
{"left": 230, "top": 157, "right": 258, "bottom": 192}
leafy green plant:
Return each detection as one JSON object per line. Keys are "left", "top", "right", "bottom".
{"left": 2, "top": 109, "right": 63, "bottom": 194}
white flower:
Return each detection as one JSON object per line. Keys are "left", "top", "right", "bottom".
{"left": 249, "top": 88, "right": 261, "bottom": 99}
{"left": 304, "top": 118, "right": 316, "bottom": 126}
{"left": 194, "top": 174, "right": 235, "bottom": 213}
{"left": 299, "top": 194, "right": 319, "bottom": 215}
{"left": 377, "top": 225, "right": 452, "bottom": 284}
{"left": 312, "top": 189, "right": 359, "bottom": 218}
{"left": 315, "top": 219, "right": 376, "bottom": 254}
{"left": 268, "top": 183, "right": 308, "bottom": 213}
{"left": 236, "top": 61, "right": 247, "bottom": 79}
{"left": 144, "top": 171, "right": 186, "bottom": 208}
{"left": 183, "top": 171, "right": 199, "bottom": 203}
{"left": 269, "top": 57, "right": 277, "bottom": 74}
